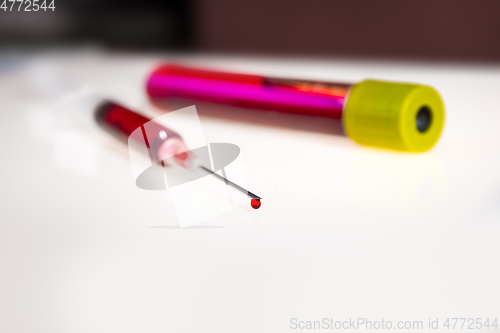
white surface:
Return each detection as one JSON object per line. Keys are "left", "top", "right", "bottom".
{"left": 1, "top": 50, "right": 500, "bottom": 333}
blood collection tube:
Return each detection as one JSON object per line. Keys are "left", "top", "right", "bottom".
{"left": 94, "top": 101, "right": 262, "bottom": 208}
{"left": 146, "top": 64, "right": 445, "bottom": 152}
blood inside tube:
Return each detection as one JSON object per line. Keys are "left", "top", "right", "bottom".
{"left": 147, "top": 65, "right": 352, "bottom": 119}
{"left": 95, "top": 101, "right": 151, "bottom": 139}
{"left": 95, "top": 101, "right": 182, "bottom": 163}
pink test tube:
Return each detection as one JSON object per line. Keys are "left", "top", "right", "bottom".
{"left": 146, "top": 64, "right": 351, "bottom": 118}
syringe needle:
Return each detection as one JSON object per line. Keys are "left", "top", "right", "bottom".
{"left": 94, "top": 101, "right": 262, "bottom": 210}
{"left": 199, "top": 165, "right": 262, "bottom": 208}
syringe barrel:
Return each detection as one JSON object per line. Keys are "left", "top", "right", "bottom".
{"left": 146, "top": 64, "right": 352, "bottom": 119}
{"left": 95, "top": 101, "right": 182, "bottom": 163}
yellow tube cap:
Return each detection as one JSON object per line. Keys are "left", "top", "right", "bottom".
{"left": 343, "top": 80, "right": 445, "bottom": 152}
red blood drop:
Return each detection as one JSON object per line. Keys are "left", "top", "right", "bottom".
{"left": 251, "top": 198, "right": 261, "bottom": 209}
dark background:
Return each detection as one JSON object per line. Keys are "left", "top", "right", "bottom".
{"left": 1, "top": 0, "right": 500, "bottom": 61}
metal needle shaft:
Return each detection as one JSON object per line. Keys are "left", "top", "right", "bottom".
{"left": 199, "top": 165, "right": 261, "bottom": 199}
